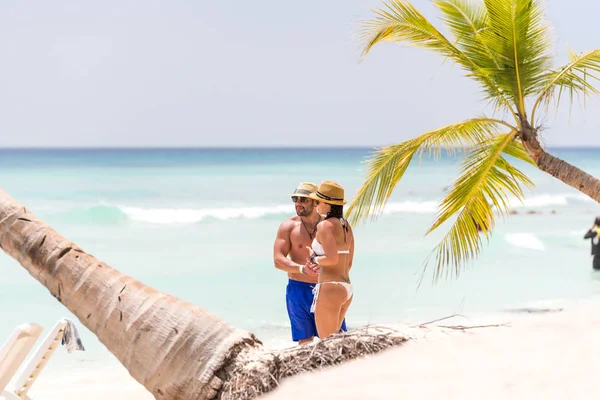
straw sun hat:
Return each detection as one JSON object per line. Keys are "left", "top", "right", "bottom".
{"left": 290, "top": 182, "right": 318, "bottom": 198}
{"left": 308, "top": 181, "right": 347, "bottom": 206}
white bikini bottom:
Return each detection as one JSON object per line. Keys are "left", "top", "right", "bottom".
{"left": 310, "top": 282, "right": 354, "bottom": 313}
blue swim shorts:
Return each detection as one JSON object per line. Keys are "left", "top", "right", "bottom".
{"left": 286, "top": 279, "right": 347, "bottom": 341}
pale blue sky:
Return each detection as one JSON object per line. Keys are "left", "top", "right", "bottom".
{"left": 0, "top": 0, "right": 599, "bottom": 148}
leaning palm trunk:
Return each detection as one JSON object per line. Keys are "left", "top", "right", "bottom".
{"left": 519, "top": 122, "right": 600, "bottom": 201}
{"left": 0, "top": 188, "right": 261, "bottom": 399}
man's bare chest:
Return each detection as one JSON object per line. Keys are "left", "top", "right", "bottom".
{"left": 290, "top": 223, "right": 314, "bottom": 251}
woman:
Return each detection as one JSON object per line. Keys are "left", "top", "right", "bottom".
{"left": 305, "top": 180, "right": 354, "bottom": 339}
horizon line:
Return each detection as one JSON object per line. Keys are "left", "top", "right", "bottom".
{"left": 1, "top": 145, "right": 599, "bottom": 150}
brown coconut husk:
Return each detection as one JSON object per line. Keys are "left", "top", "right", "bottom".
{"left": 220, "top": 326, "right": 407, "bottom": 400}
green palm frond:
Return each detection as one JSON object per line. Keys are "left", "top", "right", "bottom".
{"left": 346, "top": 118, "right": 515, "bottom": 224}
{"left": 424, "top": 132, "right": 534, "bottom": 281}
{"left": 359, "top": 0, "right": 516, "bottom": 115}
{"left": 481, "top": 0, "right": 553, "bottom": 114}
{"left": 435, "top": 0, "right": 500, "bottom": 70}
{"left": 531, "top": 49, "right": 600, "bottom": 125}
{"left": 359, "top": 0, "right": 462, "bottom": 57}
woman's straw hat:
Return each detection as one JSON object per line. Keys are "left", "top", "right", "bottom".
{"left": 290, "top": 182, "right": 318, "bottom": 198}
{"left": 309, "top": 181, "right": 347, "bottom": 205}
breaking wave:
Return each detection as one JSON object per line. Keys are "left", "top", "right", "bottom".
{"left": 504, "top": 233, "right": 545, "bottom": 251}
{"left": 46, "top": 192, "right": 592, "bottom": 225}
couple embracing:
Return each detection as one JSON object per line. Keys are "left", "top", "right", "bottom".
{"left": 273, "top": 181, "right": 354, "bottom": 344}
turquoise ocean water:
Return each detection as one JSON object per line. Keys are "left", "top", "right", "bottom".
{"left": 1, "top": 147, "right": 599, "bottom": 368}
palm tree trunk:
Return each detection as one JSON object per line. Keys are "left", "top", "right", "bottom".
{"left": 535, "top": 150, "right": 600, "bottom": 201}
{"left": 519, "top": 121, "right": 600, "bottom": 203}
{"left": 0, "top": 188, "right": 262, "bottom": 399}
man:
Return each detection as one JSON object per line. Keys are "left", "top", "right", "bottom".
{"left": 273, "top": 182, "right": 347, "bottom": 344}
{"left": 584, "top": 217, "right": 600, "bottom": 270}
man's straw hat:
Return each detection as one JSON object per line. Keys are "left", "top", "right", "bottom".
{"left": 290, "top": 182, "right": 318, "bottom": 198}
{"left": 308, "top": 181, "right": 347, "bottom": 205}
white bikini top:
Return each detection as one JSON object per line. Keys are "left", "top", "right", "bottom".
{"left": 311, "top": 238, "right": 350, "bottom": 256}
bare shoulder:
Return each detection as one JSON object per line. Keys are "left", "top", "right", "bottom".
{"left": 278, "top": 217, "right": 299, "bottom": 233}
{"left": 316, "top": 218, "right": 335, "bottom": 232}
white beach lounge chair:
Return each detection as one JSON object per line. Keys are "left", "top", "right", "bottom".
{"left": 0, "top": 323, "right": 44, "bottom": 400}
{"left": 11, "top": 319, "right": 69, "bottom": 400}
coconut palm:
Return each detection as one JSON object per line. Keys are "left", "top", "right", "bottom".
{"left": 347, "top": 0, "right": 600, "bottom": 280}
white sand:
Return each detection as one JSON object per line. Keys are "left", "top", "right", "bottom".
{"left": 23, "top": 359, "right": 153, "bottom": 400}
{"left": 19, "top": 299, "right": 600, "bottom": 399}
{"left": 265, "top": 300, "right": 600, "bottom": 400}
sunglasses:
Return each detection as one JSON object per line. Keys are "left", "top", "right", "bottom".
{"left": 291, "top": 196, "right": 310, "bottom": 203}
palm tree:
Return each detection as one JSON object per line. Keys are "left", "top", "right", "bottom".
{"left": 0, "top": 188, "right": 260, "bottom": 399}
{"left": 347, "top": 0, "right": 600, "bottom": 280}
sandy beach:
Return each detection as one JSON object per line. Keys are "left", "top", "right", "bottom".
{"left": 13, "top": 296, "right": 598, "bottom": 399}
{"left": 265, "top": 298, "right": 600, "bottom": 400}
{"left": 23, "top": 361, "right": 153, "bottom": 400}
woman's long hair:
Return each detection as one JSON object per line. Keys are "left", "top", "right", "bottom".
{"left": 325, "top": 204, "right": 350, "bottom": 240}
{"left": 325, "top": 204, "right": 344, "bottom": 220}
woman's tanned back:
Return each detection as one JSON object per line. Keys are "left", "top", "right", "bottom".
{"left": 317, "top": 218, "right": 354, "bottom": 284}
